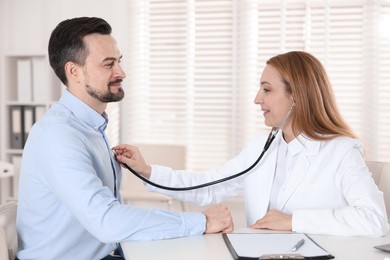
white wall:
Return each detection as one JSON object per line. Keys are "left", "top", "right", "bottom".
{"left": 1, "top": 0, "right": 129, "bottom": 54}
{"left": 0, "top": 0, "right": 130, "bottom": 152}
{"left": 0, "top": 0, "right": 249, "bottom": 227}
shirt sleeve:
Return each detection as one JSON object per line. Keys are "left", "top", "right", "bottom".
{"left": 145, "top": 133, "right": 268, "bottom": 206}
{"left": 37, "top": 123, "right": 206, "bottom": 242}
{"left": 145, "top": 145, "right": 256, "bottom": 206}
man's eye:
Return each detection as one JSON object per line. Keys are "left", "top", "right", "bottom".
{"left": 105, "top": 63, "right": 114, "bottom": 68}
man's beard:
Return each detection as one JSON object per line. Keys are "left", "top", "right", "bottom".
{"left": 86, "top": 80, "right": 125, "bottom": 103}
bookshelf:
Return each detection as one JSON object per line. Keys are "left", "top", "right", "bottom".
{"left": 0, "top": 52, "right": 62, "bottom": 202}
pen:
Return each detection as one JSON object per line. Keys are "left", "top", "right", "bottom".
{"left": 291, "top": 239, "right": 305, "bottom": 252}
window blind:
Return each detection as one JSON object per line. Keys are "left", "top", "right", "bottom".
{"left": 121, "top": 0, "right": 390, "bottom": 172}
{"left": 376, "top": 3, "right": 390, "bottom": 161}
{"left": 123, "top": 0, "right": 235, "bottom": 171}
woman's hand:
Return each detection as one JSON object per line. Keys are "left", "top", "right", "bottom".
{"left": 112, "top": 144, "right": 152, "bottom": 178}
{"left": 250, "top": 209, "right": 292, "bottom": 231}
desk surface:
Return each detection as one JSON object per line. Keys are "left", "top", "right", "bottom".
{"left": 121, "top": 228, "right": 390, "bottom": 260}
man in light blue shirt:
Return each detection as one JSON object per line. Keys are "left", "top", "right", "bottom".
{"left": 16, "top": 17, "right": 233, "bottom": 260}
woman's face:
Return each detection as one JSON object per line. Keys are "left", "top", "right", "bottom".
{"left": 254, "top": 65, "right": 294, "bottom": 129}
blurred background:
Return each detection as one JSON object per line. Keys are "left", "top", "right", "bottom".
{"left": 0, "top": 1, "right": 389, "bottom": 219}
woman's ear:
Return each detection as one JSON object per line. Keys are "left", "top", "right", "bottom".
{"left": 290, "top": 95, "right": 296, "bottom": 107}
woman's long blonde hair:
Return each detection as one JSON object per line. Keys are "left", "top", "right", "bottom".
{"left": 267, "top": 51, "right": 356, "bottom": 140}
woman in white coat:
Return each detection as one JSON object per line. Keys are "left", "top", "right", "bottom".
{"left": 114, "top": 51, "right": 389, "bottom": 237}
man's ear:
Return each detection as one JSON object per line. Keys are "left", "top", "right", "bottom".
{"left": 64, "top": 61, "right": 82, "bottom": 84}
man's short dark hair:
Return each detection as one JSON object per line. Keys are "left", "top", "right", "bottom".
{"left": 48, "top": 17, "right": 112, "bottom": 85}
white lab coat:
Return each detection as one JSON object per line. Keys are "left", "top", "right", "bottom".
{"left": 147, "top": 132, "right": 389, "bottom": 236}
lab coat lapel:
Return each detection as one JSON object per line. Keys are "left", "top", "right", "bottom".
{"left": 245, "top": 133, "right": 280, "bottom": 224}
{"left": 257, "top": 139, "right": 279, "bottom": 215}
{"left": 280, "top": 137, "right": 321, "bottom": 210}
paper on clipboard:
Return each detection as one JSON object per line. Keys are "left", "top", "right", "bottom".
{"left": 223, "top": 233, "right": 333, "bottom": 259}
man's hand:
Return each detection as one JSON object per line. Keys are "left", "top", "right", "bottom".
{"left": 112, "top": 144, "right": 152, "bottom": 178}
{"left": 203, "top": 204, "right": 234, "bottom": 234}
{"left": 250, "top": 209, "right": 292, "bottom": 231}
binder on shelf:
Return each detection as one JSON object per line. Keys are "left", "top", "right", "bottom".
{"left": 0, "top": 161, "right": 14, "bottom": 178}
{"left": 9, "top": 106, "right": 24, "bottom": 149}
{"left": 32, "top": 57, "right": 51, "bottom": 102}
{"left": 23, "top": 106, "right": 36, "bottom": 144}
{"left": 17, "top": 59, "right": 33, "bottom": 102}
{"left": 11, "top": 155, "right": 22, "bottom": 199}
{"left": 34, "top": 106, "right": 46, "bottom": 122}
{"left": 0, "top": 161, "right": 15, "bottom": 205}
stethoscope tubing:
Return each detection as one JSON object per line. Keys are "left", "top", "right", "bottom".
{"left": 122, "top": 128, "right": 277, "bottom": 191}
{"left": 122, "top": 103, "right": 294, "bottom": 191}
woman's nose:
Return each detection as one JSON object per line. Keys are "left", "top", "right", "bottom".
{"left": 254, "top": 91, "right": 263, "bottom": 104}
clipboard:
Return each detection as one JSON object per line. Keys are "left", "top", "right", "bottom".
{"left": 223, "top": 233, "right": 334, "bottom": 259}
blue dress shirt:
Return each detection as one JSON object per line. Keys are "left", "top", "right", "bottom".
{"left": 16, "top": 90, "right": 205, "bottom": 260}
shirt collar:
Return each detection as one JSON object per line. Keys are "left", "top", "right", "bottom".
{"left": 277, "top": 133, "right": 321, "bottom": 157}
{"left": 59, "top": 89, "right": 108, "bottom": 131}
{"left": 285, "top": 136, "right": 303, "bottom": 157}
{"left": 292, "top": 134, "right": 321, "bottom": 157}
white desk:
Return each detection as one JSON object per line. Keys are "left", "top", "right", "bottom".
{"left": 121, "top": 228, "right": 390, "bottom": 260}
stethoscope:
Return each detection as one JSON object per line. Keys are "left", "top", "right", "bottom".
{"left": 122, "top": 103, "right": 295, "bottom": 191}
